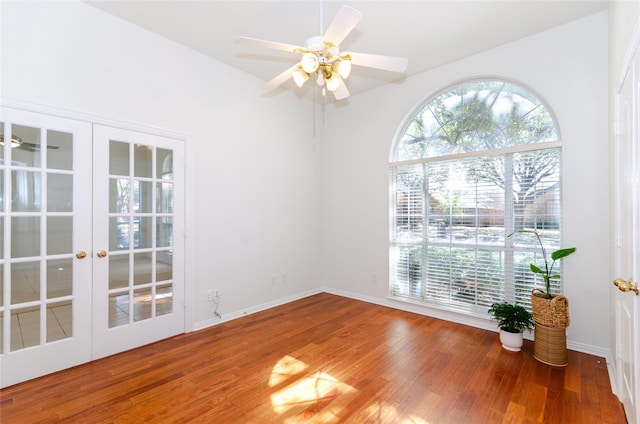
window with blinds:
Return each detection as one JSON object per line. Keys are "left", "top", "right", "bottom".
{"left": 390, "top": 80, "right": 562, "bottom": 314}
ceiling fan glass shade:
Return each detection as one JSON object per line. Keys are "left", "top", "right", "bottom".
{"left": 325, "top": 72, "right": 342, "bottom": 92}
{"left": 0, "top": 134, "right": 22, "bottom": 148}
{"left": 333, "top": 59, "right": 352, "bottom": 79}
{"left": 292, "top": 68, "right": 310, "bottom": 87}
{"left": 300, "top": 53, "right": 320, "bottom": 73}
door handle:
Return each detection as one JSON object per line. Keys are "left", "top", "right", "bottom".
{"left": 76, "top": 251, "right": 87, "bottom": 259}
{"left": 96, "top": 250, "right": 108, "bottom": 258}
{"left": 613, "top": 278, "right": 639, "bottom": 295}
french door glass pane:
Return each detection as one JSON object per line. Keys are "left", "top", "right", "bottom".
{"left": 47, "top": 173, "right": 72, "bottom": 212}
{"left": 11, "top": 171, "right": 40, "bottom": 212}
{"left": 133, "top": 252, "right": 152, "bottom": 286}
{"left": 11, "top": 125, "right": 41, "bottom": 167}
{"left": 109, "top": 292, "right": 129, "bottom": 328}
{"left": 156, "top": 253, "right": 172, "bottom": 281}
{"left": 134, "top": 144, "right": 152, "bottom": 178}
{"left": 157, "top": 148, "right": 172, "bottom": 179}
{"left": 47, "top": 216, "right": 72, "bottom": 255}
{"left": 110, "top": 179, "right": 130, "bottom": 214}
{"left": 12, "top": 217, "right": 40, "bottom": 257}
{"left": 11, "top": 262, "right": 40, "bottom": 304}
{"left": 157, "top": 217, "right": 172, "bottom": 247}
{"left": 109, "top": 255, "right": 129, "bottom": 290}
{"left": 156, "top": 182, "right": 173, "bottom": 213}
{"left": 47, "top": 258, "right": 72, "bottom": 298}
{"left": 136, "top": 217, "right": 152, "bottom": 249}
{"left": 107, "top": 139, "right": 176, "bottom": 329}
{"left": 110, "top": 216, "right": 130, "bottom": 251}
{"left": 133, "top": 287, "right": 152, "bottom": 321}
{"left": 157, "top": 284, "right": 172, "bottom": 316}
{"left": 47, "top": 130, "right": 73, "bottom": 170}
{"left": 134, "top": 181, "right": 152, "bottom": 213}
{"left": 110, "top": 141, "right": 129, "bottom": 176}
{"left": 46, "top": 301, "right": 72, "bottom": 342}
{"left": 12, "top": 307, "right": 39, "bottom": 351}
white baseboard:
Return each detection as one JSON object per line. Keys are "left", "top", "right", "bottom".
{"left": 192, "top": 288, "right": 323, "bottom": 331}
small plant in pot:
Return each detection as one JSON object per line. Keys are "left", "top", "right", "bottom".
{"left": 488, "top": 302, "right": 534, "bottom": 352}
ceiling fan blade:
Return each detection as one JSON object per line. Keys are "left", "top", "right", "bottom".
{"left": 323, "top": 5, "right": 362, "bottom": 46}
{"left": 20, "top": 141, "right": 59, "bottom": 150}
{"left": 348, "top": 52, "right": 408, "bottom": 73}
{"left": 236, "top": 36, "right": 304, "bottom": 53}
{"left": 332, "top": 77, "right": 350, "bottom": 101}
{"left": 264, "top": 63, "right": 300, "bottom": 91}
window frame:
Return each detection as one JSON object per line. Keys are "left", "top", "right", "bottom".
{"left": 389, "top": 78, "right": 563, "bottom": 316}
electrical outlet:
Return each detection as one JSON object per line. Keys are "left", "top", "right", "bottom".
{"left": 213, "top": 289, "right": 220, "bottom": 298}
{"left": 206, "top": 290, "right": 213, "bottom": 302}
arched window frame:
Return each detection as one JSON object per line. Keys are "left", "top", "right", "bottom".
{"left": 389, "top": 78, "right": 563, "bottom": 315}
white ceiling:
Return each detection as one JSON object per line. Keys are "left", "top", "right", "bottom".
{"left": 86, "top": 0, "right": 609, "bottom": 101}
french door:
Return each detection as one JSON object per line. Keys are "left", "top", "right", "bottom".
{"left": 613, "top": 37, "right": 640, "bottom": 424}
{"left": 92, "top": 125, "right": 184, "bottom": 359}
{"left": 0, "top": 108, "right": 185, "bottom": 387}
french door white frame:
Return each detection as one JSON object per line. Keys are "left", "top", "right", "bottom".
{"left": 0, "top": 107, "right": 94, "bottom": 387}
{"left": 0, "top": 98, "right": 194, "bottom": 386}
{"left": 92, "top": 124, "right": 187, "bottom": 359}
{"left": 612, "top": 17, "right": 640, "bottom": 424}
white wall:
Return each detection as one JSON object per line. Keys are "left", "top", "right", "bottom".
{"left": 320, "top": 12, "right": 611, "bottom": 353}
{"left": 1, "top": 0, "right": 321, "bottom": 327}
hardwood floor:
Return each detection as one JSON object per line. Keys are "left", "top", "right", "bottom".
{"left": 0, "top": 293, "right": 626, "bottom": 423}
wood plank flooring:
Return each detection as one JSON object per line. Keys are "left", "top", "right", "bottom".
{"left": 0, "top": 293, "right": 627, "bottom": 423}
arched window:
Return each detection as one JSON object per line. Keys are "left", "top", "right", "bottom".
{"left": 390, "top": 79, "right": 562, "bottom": 313}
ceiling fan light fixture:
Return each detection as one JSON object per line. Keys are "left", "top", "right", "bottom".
{"left": 292, "top": 68, "right": 310, "bottom": 87}
{"left": 300, "top": 53, "right": 320, "bottom": 73}
{"left": 333, "top": 58, "right": 352, "bottom": 79}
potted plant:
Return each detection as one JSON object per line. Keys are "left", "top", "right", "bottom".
{"left": 508, "top": 229, "right": 576, "bottom": 328}
{"left": 508, "top": 229, "right": 577, "bottom": 365}
{"left": 488, "top": 302, "right": 534, "bottom": 352}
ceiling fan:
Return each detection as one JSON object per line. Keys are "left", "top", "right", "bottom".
{"left": 0, "top": 134, "right": 59, "bottom": 152}
{"left": 237, "top": 5, "right": 408, "bottom": 101}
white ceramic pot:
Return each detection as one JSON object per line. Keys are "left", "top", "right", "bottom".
{"left": 499, "top": 329, "right": 524, "bottom": 352}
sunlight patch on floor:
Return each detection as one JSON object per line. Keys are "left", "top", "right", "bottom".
{"left": 361, "top": 402, "right": 432, "bottom": 423}
{"left": 271, "top": 371, "right": 356, "bottom": 414}
{"left": 269, "top": 354, "right": 433, "bottom": 422}
{"left": 270, "top": 355, "right": 358, "bottom": 420}
{"left": 269, "top": 355, "right": 309, "bottom": 387}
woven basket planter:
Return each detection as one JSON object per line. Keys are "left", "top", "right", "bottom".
{"left": 533, "top": 323, "right": 568, "bottom": 366}
{"left": 530, "top": 288, "right": 570, "bottom": 328}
